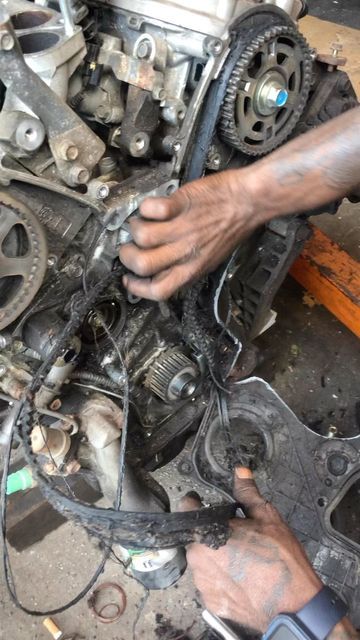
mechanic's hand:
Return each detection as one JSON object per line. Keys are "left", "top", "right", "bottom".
{"left": 120, "top": 170, "right": 259, "bottom": 301}
{"left": 181, "top": 467, "right": 323, "bottom": 633}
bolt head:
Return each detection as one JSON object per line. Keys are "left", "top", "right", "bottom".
{"left": 267, "top": 86, "right": 289, "bottom": 108}
{"left": 66, "top": 145, "right": 79, "bottom": 161}
{"left": 137, "top": 40, "right": 151, "bottom": 59}
{"left": 96, "top": 184, "right": 110, "bottom": 200}
{"left": 0, "top": 33, "right": 14, "bottom": 51}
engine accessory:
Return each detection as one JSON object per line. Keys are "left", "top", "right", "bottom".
{"left": 145, "top": 349, "right": 201, "bottom": 403}
{"left": 0, "top": 193, "right": 47, "bottom": 331}
{"left": 220, "top": 24, "right": 313, "bottom": 155}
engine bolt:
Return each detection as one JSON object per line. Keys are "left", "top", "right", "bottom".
{"left": 59, "top": 142, "right": 79, "bottom": 162}
{"left": 137, "top": 40, "right": 152, "bottom": 59}
{"left": 204, "top": 37, "right": 223, "bottom": 57}
{"left": 0, "top": 33, "right": 14, "bottom": 51}
{"left": 96, "top": 184, "right": 110, "bottom": 200}
{"left": 68, "top": 165, "right": 90, "bottom": 186}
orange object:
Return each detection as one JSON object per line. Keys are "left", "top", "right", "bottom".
{"left": 290, "top": 225, "right": 360, "bottom": 338}
{"left": 43, "top": 617, "right": 63, "bottom": 640}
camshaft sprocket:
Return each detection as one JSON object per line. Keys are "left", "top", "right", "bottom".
{"left": 220, "top": 24, "right": 313, "bottom": 156}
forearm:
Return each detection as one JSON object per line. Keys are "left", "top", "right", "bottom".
{"left": 241, "top": 106, "right": 360, "bottom": 224}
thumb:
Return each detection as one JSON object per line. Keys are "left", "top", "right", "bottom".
{"left": 233, "top": 467, "right": 273, "bottom": 522}
{"left": 177, "top": 491, "right": 202, "bottom": 513}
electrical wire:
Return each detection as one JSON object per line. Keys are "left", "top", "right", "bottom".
{"left": 0, "top": 274, "right": 125, "bottom": 616}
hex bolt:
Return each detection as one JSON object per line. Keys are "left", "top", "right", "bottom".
{"left": 96, "top": 184, "right": 110, "bottom": 200}
{"left": 266, "top": 85, "right": 289, "bottom": 109}
{"left": 59, "top": 142, "right": 79, "bottom": 161}
{"left": 0, "top": 33, "right": 14, "bottom": 51}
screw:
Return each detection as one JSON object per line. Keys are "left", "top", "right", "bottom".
{"left": 0, "top": 33, "right": 14, "bottom": 51}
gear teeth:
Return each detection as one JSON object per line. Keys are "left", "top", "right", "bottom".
{"left": 219, "top": 24, "right": 313, "bottom": 157}
{"left": 145, "top": 349, "right": 199, "bottom": 403}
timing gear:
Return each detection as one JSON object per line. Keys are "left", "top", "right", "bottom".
{"left": 145, "top": 349, "right": 200, "bottom": 403}
{"left": 220, "top": 24, "right": 313, "bottom": 156}
{"left": 0, "top": 193, "right": 47, "bottom": 330}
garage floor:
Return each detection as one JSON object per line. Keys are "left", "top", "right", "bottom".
{"left": 1, "top": 5, "right": 359, "bottom": 640}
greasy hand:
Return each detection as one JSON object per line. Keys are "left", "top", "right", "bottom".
{"left": 181, "top": 468, "right": 322, "bottom": 633}
{"left": 120, "top": 170, "right": 257, "bottom": 301}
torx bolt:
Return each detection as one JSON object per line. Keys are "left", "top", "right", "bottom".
{"left": 0, "top": 33, "right": 14, "bottom": 51}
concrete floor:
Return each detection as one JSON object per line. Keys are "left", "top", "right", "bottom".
{"left": 1, "top": 8, "right": 360, "bottom": 640}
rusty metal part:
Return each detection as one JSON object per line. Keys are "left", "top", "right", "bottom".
{"left": 0, "top": 357, "right": 32, "bottom": 399}
{"left": 0, "top": 10, "right": 105, "bottom": 186}
{"left": 88, "top": 582, "right": 126, "bottom": 624}
{"left": 98, "top": 46, "right": 164, "bottom": 94}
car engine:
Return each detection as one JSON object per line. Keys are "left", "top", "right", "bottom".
{"left": 0, "top": 0, "right": 359, "bottom": 612}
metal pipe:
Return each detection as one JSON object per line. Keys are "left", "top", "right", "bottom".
{"left": 58, "top": 0, "right": 75, "bottom": 36}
